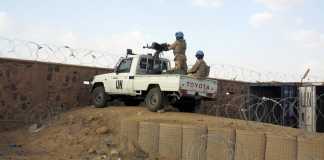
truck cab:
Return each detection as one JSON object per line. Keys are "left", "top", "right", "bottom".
{"left": 96, "top": 54, "right": 171, "bottom": 95}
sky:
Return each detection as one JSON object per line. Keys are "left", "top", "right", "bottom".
{"left": 0, "top": 0, "right": 323, "bottom": 82}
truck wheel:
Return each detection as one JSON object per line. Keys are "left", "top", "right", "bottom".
{"left": 92, "top": 86, "right": 108, "bottom": 108}
{"left": 145, "top": 87, "right": 163, "bottom": 112}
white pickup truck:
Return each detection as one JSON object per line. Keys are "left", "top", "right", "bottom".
{"left": 88, "top": 53, "right": 218, "bottom": 112}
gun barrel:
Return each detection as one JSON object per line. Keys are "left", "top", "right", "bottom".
{"left": 143, "top": 44, "right": 150, "bottom": 49}
{"left": 143, "top": 42, "right": 168, "bottom": 52}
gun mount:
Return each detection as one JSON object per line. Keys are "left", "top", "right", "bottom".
{"left": 142, "top": 42, "right": 169, "bottom": 74}
{"left": 143, "top": 42, "right": 169, "bottom": 60}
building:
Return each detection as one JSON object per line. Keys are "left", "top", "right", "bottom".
{"left": 249, "top": 82, "right": 324, "bottom": 133}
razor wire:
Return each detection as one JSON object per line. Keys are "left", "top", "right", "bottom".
{"left": 0, "top": 36, "right": 120, "bottom": 68}
{"left": 1, "top": 36, "right": 323, "bottom": 82}
{"left": 1, "top": 91, "right": 322, "bottom": 134}
{"left": 203, "top": 95, "right": 298, "bottom": 126}
{"left": 201, "top": 95, "right": 303, "bottom": 130}
{"left": 209, "top": 63, "right": 323, "bottom": 82}
{"left": 184, "top": 93, "right": 324, "bottom": 160}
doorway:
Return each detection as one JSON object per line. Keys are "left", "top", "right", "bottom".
{"left": 316, "top": 86, "right": 324, "bottom": 132}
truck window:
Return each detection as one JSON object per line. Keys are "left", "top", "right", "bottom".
{"left": 117, "top": 58, "right": 132, "bottom": 73}
{"left": 140, "top": 58, "right": 147, "bottom": 69}
{"left": 148, "top": 59, "right": 154, "bottom": 70}
{"left": 161, "top": 61, "right": 168, "bottom": 70}
{"left": 137, "top": 57, "right": 168, "bottom": 74}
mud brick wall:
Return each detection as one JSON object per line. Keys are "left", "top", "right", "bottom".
{"left": 201, "top": 79, "right": 250, "bottom": 118}
{"left": 0, "top": 57, "right": 248, "bottom": 129}
{"left": 0, "top": 57, "right": 112, "bottom": 126}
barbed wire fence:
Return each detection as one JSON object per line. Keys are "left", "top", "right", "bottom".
{"left": 202, "top": 94, "right": 324, "bottom": 133}
{"left": 0, "top": 36, "right": 121, "bottom": 68}
{"left": 1, "top": 36, "right": 323, "bottom": 82}
{"left": 209, "top": 63, "right": 323, "bottom": 82}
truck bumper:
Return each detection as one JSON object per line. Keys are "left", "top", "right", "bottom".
{"left": 179, "top": 89, "right": 216, "bottom": 99}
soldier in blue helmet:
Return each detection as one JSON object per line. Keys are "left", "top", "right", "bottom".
{"left": 168, "top": 31, "right": 188, "bottom": 74}
{"left": 188, "top": 50, "right": 209, "bottom": 79}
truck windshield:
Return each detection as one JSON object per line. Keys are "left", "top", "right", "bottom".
{"left": 138, "top": 57, "right": 168, "bottom": 74}
{"left": 117, "top": 58, "right": 132, "bottom": 73}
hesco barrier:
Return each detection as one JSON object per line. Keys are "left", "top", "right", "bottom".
{"left": 182, "top": 124, "right": 207, "bottom": 160}
{"left": 121, "top": 120, "right": 324, "bottom": 160}
{"left": 265, "top": 134, "right": 297, "bottom": 160}
{"left": 138, "top": 121, "right": 159, "bottom": 158}
{"left": 235, "top": 130, "right": 265, "bottom": 160}
{"left": 297, "top": 135, "right": 324, "bottom": 159}
{"left": 159, "top": 123, "right": 183, "bottom": 160}
{"left": 207, "top": 127, "right": 235, "bottom": 160}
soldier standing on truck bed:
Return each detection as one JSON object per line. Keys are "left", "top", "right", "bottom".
{"left": 168, "top": 31, "right": 188, "bottom": 74}
{"left": 188, "top": 50, "right": 209, "bottom": 79}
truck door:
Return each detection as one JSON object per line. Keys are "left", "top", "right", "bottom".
{"left": 110, "top": 58, "right": 134, "bottom": 94}
{"left": 299, "top": 86, "right": 316, "bottom": 132}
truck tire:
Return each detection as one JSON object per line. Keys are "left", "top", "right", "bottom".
{"left": 145, "top": 87, "right": 163, "bottom": 112}
{"left": 92, "top": 86, "right": 108, "bottom": 108}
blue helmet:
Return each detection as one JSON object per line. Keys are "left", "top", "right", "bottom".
{"left": 175, "top": 31, "right": 184, "bottom": 40}
{"left": 195, "top": 50, "right": 204, "bottom": 59}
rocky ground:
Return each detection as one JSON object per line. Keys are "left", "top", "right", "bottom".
{"left": 0, "top": 106, "right": 306, "bottom": 160}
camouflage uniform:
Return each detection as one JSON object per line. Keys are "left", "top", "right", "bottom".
{"left": 168, "top": 39, "right": 188, "bottom": 73}
{"left": 188, "top": 59, "right": 209, "bottom": 79}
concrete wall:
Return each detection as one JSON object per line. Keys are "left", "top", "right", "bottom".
{"left": 0, "top": 57, "right": 111, "bottom": 127}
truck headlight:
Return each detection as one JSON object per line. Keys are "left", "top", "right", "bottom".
{"left": 83, "top": 81, "right": 90, "bottom": 85}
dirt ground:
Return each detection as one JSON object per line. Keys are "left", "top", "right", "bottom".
{"left": 0, "top": 106, "right": 314, "bottom": 160}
